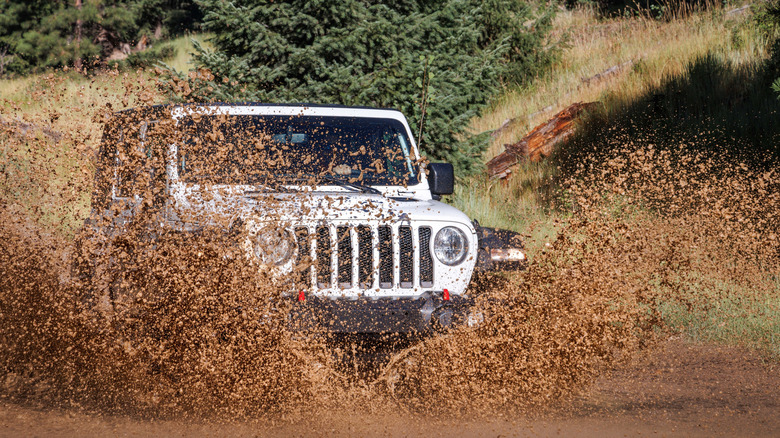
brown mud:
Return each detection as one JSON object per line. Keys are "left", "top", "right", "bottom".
{"left": 1, "top": 337, "right": 778, "bottom": 437}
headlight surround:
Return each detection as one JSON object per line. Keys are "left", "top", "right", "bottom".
{"left": 434, "top": 226, "right": 469, "bottom": 266}
{"left": 252, "top": 228, "right": 295, "bottom": 266}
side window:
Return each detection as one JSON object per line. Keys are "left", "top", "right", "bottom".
{"left": 92, "top": 122, "right": 120, "bottom": 211}
{"left": 114, "top": 123, "right": 141, "bottom": 199}
{"left": 114, "top": 121, "right": 161, "bottom": 199}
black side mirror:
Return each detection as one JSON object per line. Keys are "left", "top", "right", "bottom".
{"left": 427, "top": 162, "right": 454, "bottom": 197}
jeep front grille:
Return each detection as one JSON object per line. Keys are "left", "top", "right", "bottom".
{"left": 293, "top": 224, "right": 434, "bottom": 291}
{"left": 294, "top": 227, "right": 310, "bottom": 287}
{"left": 378, "top": 225, "right": 393, "bottom": 288}
{"left": 357, "top": 225, "right": 373, "bottom": 288}
{"left": 336, "top": 226, "right": 352, "bottom": 288}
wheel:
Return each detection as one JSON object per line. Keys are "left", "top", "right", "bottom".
{"left": 70, "top": 234, "right": 115, "bottom": 322}
{"left": 72, "top": 235, "right": 151, "bottom": 337}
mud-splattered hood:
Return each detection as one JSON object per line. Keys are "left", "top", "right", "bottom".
{"left": 168, "top": 184, "right": 475, "bottom": 231}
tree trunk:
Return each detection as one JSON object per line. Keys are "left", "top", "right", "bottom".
{"left": 0, "top": 46, "right": 12, "bottom": 76}
{"left": 74, "top": 0, "right": 83, "bottom": 71}
{"left": 486, "top": 102, "right": 599, "bottom": 179}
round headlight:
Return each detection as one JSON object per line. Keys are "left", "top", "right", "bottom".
{"left": 434, "top": 226, "right": 469, "bottom": 266}
{"left": 253, "top": 229, "right": 295, "bottom": 266}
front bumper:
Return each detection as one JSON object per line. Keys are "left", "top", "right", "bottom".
{"left": 474, "top": 223, "right": 528, "bottom": 272}
{"left": 289, "top": 292, "right": 473, "bottom": 333}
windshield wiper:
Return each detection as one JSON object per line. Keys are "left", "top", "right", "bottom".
{"left": 320, "top": 175, "right": 381, "bottom": 195}
{"left": 243, "top": 179, "right": 295, "bottom": 195}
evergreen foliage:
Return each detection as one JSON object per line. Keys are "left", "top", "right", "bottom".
{"left": 0, "top": 0, "right": 201, "bottom": 75}
{"left": 132, "top": 0, "right": 203, "bottom": 37}
{"left": 162, "top": 0, "right": 555, "bottom": 175}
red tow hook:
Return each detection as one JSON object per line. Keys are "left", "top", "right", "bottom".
{"left": 298, "top": 290, "right": 306, "bottom": 301}
{"left": 443, "top": 289, "right": 450, "bottom": 301}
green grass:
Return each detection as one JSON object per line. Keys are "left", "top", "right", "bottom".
{"left": 656, "top": 274, "right": 780, "bottom": 357}
{"left": 450, "top": 162, "right": 562, "bottom": 257}
{"left": 163, "top": 33, "right": 214, "bottom": 73}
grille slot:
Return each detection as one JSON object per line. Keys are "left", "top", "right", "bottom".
{"left": 399, "top": 226, "right": 414, "bottom": 288}
{"left": 419, "top": 227, "right": 433, "bottom": 287}
{"left": 357, "top": 226, "right": 373, "bottom": 288}
{"left": 378, "top": 225, "right": 393, "bottom": 288}
{"left": 316, "top": 226, "right": 331, "bottom": 288}
{"left": 294, "top": 227, "right": 310, "bottom": 287}
{"left": 337, "top": 226, "right": 352, "bottom": 288}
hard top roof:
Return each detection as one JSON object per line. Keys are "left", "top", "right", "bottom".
{"left": 114, "top": 102, "right": 403, "bottom": 117}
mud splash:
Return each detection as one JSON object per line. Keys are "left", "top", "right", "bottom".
{"left": 0, "top": 199, "right": 656, "bottom": 420}
{"left": 1, "top": 71, "right": 778, "bottom": 426}
{"left": 0, "top": 206, "right": 329, "bottom": 419}
{"left": 380, "top": 142, "right": 778, "bottom": 415}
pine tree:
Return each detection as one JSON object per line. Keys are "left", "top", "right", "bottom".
{"left": 162, "top": 0, "right": 555, "bottom": 175}
{"left": 0, "top": 0, "right": 202, "bottom": 75}
{"left": 0, "top": 0, "right": 59, "bottom": 74}
{"left": 3, "top": 1, "right": 137, "bottom": 72}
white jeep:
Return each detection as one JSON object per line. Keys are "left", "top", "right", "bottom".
{"left": 77, "top": 104, "right": 526, "bottom": 333}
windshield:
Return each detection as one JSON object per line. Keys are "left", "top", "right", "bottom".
{"left": 176, "top": 114, "right": 419, "bottom": 186}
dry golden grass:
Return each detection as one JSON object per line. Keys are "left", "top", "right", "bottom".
{"left": 0, "top": 33, "right": 210, "bottom": 146}
{"left": 454, "top": 4, "right": 770, "bottom": 253}
{"left": 1, "top": 70, "right": 165, "bottom": 235}
{"left": 473, "top": 5, "right": 767, "bottom": 161}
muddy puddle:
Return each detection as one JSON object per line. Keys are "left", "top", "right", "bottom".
{"left": 1, "top": 73, "right": 778, "bottom": 433}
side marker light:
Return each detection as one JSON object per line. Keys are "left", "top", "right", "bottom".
{"left": 443, "top": 289, "right": 450, "bottom": 301}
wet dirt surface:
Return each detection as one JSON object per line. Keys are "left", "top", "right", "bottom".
{"left": 558, "top": 337, "right": 780, "bottom": 437}
{"left": 1, "top": 337, "right": 777, "bottom": 437}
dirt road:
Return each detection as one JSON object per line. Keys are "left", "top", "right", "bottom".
{"left": 1, "top": 337, "right": 777, "bottom": 437}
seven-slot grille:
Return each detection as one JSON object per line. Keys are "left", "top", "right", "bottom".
{"left": 293, "top": 224, "right": 434, "bottom": 290}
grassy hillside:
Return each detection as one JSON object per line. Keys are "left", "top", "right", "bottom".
{"left": 454, "top": 3, "right": 779, "bottom": 357}
{"left": 454, "top": 4, "right": 773, "bottom": 239}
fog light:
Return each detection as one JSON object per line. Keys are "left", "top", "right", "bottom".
{"left": 489, "top": 248, "right": 526, "bottom": 262}
{"left": 467, "top": 311, "right": 485, "bottom": 327}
